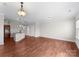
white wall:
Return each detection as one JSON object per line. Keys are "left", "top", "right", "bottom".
{"left": 27, "top": 24, "right": 35, "bottom": 36}
{"left": 26, "top": 22, "right": 40, "bottom": 37}
{"left": 35, "top": 22, "right": 40, "bottom": 37}
{"left": 76, "top": 20, "right": 79, "bottom": 48}
{"left": 39, "top": 19, "right": 75, "bottom": 42}
{"left": 26, "top": 19, "right": 75, "bottom": 42}
{"left": 0, "top": 14, "right": 4, "bottom": 45}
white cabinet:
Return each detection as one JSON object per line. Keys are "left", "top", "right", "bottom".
{"left": 15, "top": 33, "right": 25, "bottom": 42}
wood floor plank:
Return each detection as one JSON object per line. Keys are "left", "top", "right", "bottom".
{"left": 0, "top": 36, "right": 79, "bottom": 57}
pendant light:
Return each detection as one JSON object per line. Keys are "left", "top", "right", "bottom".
{"left": 18, "top": 2, "right": 26, "bottom": 16}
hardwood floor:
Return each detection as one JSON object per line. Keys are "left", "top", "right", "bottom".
{"left": 4, "top": 37, "right": 15, "bottom": 47}
{"left": 0, "top": 36, "right": 79, "bottom": 57}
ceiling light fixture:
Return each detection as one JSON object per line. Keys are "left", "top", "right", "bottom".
{"left": 18, "top": 2, "right": 27, "bottom": 16}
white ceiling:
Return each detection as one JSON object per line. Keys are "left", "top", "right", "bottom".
{"left": 0, "top": 2, "right": 79, "bottom": 24}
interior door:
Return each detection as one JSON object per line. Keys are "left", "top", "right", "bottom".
{"left": 4, "top": 25, "right": 10, "bottom": 39}
{"left": 4, "top": 25, "right": 15, "bottom": 46}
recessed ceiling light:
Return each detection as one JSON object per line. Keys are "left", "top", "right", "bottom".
{"left": 48, "top": 16, "right": 52, "bottom": 18}
{"left": 68, "top": 9, "right": 71, "bottom": 12}
{"left": 2, "top": 3, "right": 7, "bottom": 6}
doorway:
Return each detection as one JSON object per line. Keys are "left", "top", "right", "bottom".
{"left": 4, "top": 25, "right": 15, "bottom": 46}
